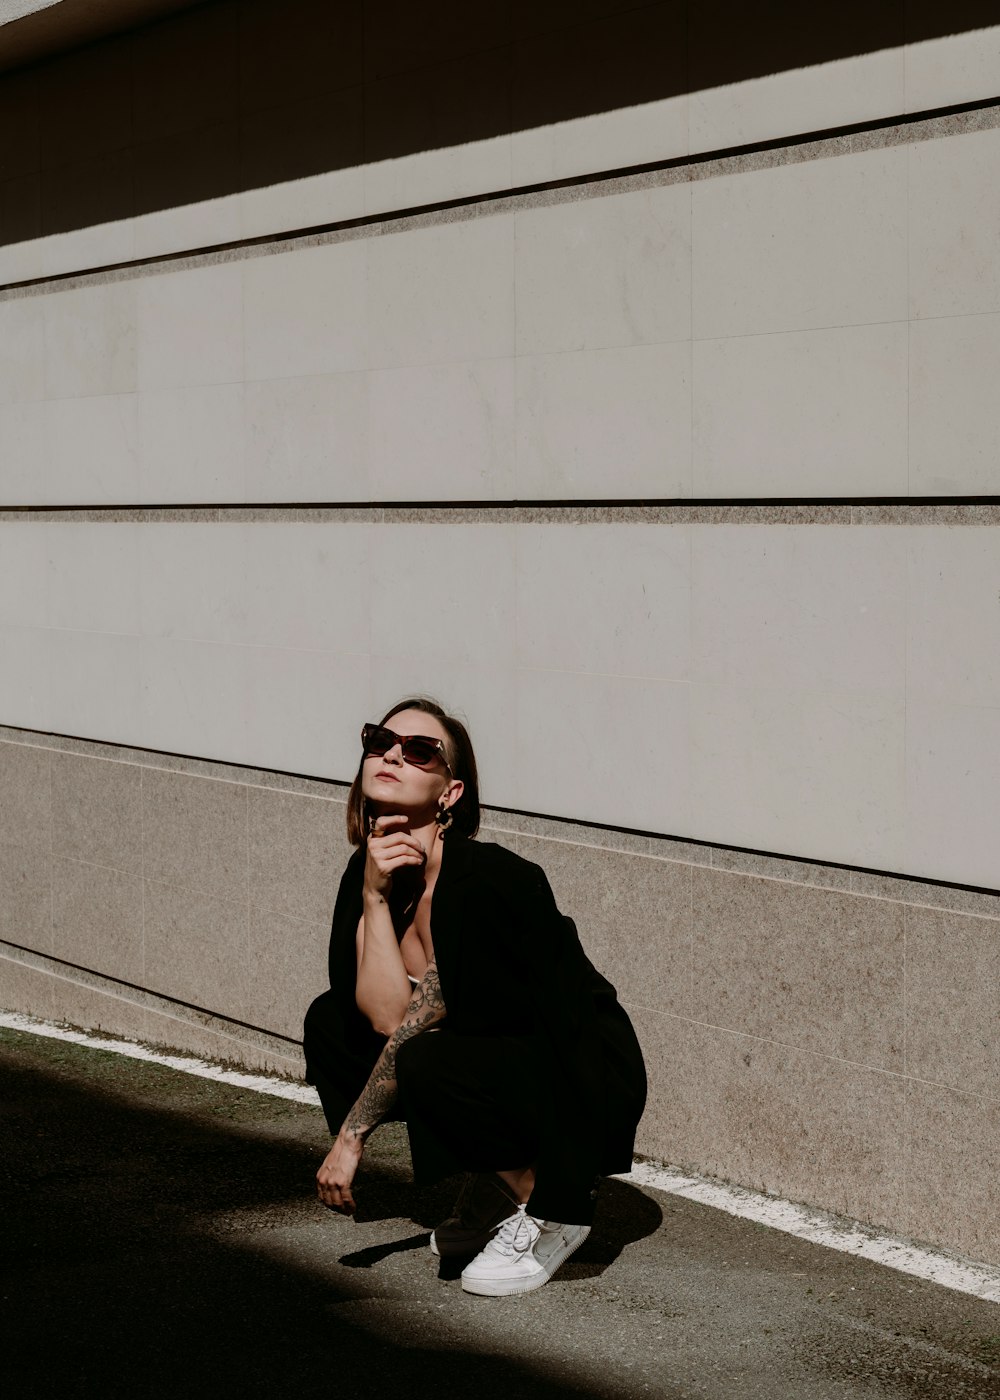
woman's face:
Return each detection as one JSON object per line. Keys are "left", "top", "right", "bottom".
{"left": 360, "top": 708, "right": 460, "bottom": 818}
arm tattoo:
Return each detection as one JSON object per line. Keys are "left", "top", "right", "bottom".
{"left": 344, "top": 957, "right": 446, "bottom": 1139}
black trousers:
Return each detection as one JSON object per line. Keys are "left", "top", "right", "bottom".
{"left": 302, "top": 992, "right": 582, "bottom": 1213}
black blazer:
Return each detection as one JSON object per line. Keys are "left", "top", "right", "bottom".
{"left": 325, "top": 833, "right": 647, "bottom": 1223}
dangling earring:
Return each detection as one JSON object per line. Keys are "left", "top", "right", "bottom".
{"left": 435, "top": 802, "right": 454, "bottom": 833}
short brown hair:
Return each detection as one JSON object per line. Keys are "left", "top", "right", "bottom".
{"left": 346, "top": 696, "right": 481, "bottom": 847}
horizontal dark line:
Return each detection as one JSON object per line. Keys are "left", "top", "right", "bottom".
{"left": 0, "top": 938, "right": 305, "bottom": 1048}
{"left": 4, "top": 724, "right": 999, "bottom": 902}
{"left": 485, "top": 802, "right": 1000, "bottom": 901}
{"left": 3, "top": 94, "right": 998, "bottom": 294}
{"left": 0, "top": 722, "right": 350, "bottom": 792}
{"left": 3, "top": 496, "right": 1000, "bottom": 512}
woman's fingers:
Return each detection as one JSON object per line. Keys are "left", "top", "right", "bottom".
{"left": 370, "top": 831, "right": 425, "bottom": 857}
{"left": 316, "top": 1140, "right": 360, "bottom": 1215}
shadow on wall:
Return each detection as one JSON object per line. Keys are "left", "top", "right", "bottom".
{"left": 0, "top": 0, "right": 997, "bottom": 247}
{"left": 1, "top": 1031, "right": 665, "bottom": 1398}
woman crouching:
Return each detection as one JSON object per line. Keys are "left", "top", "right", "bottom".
{"left": 303, "top": 697, "right": 647, "bottom": 1297}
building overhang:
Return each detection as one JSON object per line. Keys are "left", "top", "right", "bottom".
{"left": 0, "top": 0, "right": 204, "bottom": 73}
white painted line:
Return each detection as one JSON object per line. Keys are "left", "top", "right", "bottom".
{"left": 0, "top": 1010, "right": 322, "bottom": 1106}
{"left": 4, "top": 1009, "right": 999, "bottom": 1303}
{"left": 613, "top": 1161, "right": 1000, "bottom": 1304}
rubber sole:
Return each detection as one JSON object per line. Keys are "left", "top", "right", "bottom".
{"left": 460, "top": 1225, "right": 591, "bottom": 1297}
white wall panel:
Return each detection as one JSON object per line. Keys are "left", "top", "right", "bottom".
{"left": 241, "top": 643, "right": 372, "bottom": 779}
{"left": 691, "top": 526, "right": 907, "bottom": 695}
{"left": 368, "top": 358, "right": 516, "bottom": 501}
{"left": 243, "top": 242, "right": 367, "bottom": 381}
{"left": 516, "top": 524, "right": 690, "bottom": 681}
{"left": 45, "top": 394, "right": 140, "bottom": 505}
{"left": 909, "top": 128, "right": 1000, "bottom": 321}
{"left": 516, "top": 666, "right": 691, "bottom": 835}
{"left": 515, "top": 187, "right": 691, "bottom": 355}
{"left": 42, "top": 281, "right": 137, "bottom": 399}
{"left": 240, "top": 523, "right": 370, "bottom": 654}
{"left": 515, "top": 342, "right": 691, "bottom": 500}
{"left": 136, "top": 263, "right": 243, "bottom": 391}
{"left": 367, "top": 216, "right": 515, "bottom": 369}
{"left": 369, "top": 524, "right": 517, "bottom": 668}
{"left": 0, "top": 624, "right": 50, "bottom": 731}
{"left": 0, "top": 402, "right": 45, "bottom": 503}
{"left": 50, "top": 628, "right": 142, "bottom": 747}
{"left": 0, "top": 522, "right": 47, "bottom": 627}
{"left": 907, "top": 529, "right": 1000, "bottom": 710}
{"left": 909, "top": 314, "right": 1000, "bottom": 496}
{"left": 0, "top": 298, "right": 44, "bottom": 404}
{"left": 139, "top": 635, "right": 251, "bottom": 765}
{"left": 690, "top": 683, "right": 906, "bottom": 871}
{"left": 906, "top": 700, "right": 1000, "bottom": 887}
{"left": 138, "top": 383, "right": 245, "bottom": 504}
{"left": 692, "top": 324, "right": 909, "bottom": 498}
{"left": 244, "top": 371, "right": 368, "bottom": 503}
{"left": 692, "top": 148, "right": 907, "bottom": 339}
{"left": 46, "top": 521, "right": 140, "bottom": 634}
{"left": 139, "top": 522, "right": 248, "bottom": 645}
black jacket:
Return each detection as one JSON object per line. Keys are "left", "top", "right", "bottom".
{"left": 322, "top": 833, "right": 647, "bottom": 1223}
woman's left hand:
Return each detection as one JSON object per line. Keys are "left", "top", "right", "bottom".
{"left": 316, "top": 1131, "right": 364, "bottom": 1214}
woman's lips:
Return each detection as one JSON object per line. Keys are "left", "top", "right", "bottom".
{"left": 374, "top": 771, "right": 400, "bottom": 782}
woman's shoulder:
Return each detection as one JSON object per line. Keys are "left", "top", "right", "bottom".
{"left": 459, "top": 837, "right": 551, "bottom": 897}
{"left": 463, "top": 837, "right": 540, "bottom": 875}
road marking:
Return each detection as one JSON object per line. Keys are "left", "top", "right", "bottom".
{"left": 3, "top": 1008, "right": 999, "bottom": 1303}
{"left": 613, "top": 1162, "right": 1000, "bottom": 1303}
{"left": 0, "top": 1009, "right": 322, "bottom": 1104}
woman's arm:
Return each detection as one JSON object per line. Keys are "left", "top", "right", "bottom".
{"left": 354, "top": 889, "right": 413, "bottom": 1034}
{"left": 354, "top": 816, "right": 426, "bottom": 1034}
{"left": 316, "top": 956, "right": 446, "bottom": 1213}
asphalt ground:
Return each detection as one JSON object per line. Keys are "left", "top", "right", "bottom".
{"left": 2, "top": 1025, "right": 998, "bottom": 1400}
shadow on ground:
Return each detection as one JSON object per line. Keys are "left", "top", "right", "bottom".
{"left": 0, "top": 1029, "right": 661, "bottom": 1400}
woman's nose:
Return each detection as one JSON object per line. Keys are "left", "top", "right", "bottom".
{"left": 384, "top": 743, "right": 404, "bottom": 764}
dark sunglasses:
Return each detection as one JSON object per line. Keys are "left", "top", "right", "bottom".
{"left": 361, "top": 723, "right": 453, "bottom": 773}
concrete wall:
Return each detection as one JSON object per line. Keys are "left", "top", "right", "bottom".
{"left": 1, "top": 1, "right": 999, "bottom": 1265}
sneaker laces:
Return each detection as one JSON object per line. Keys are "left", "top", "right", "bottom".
{"left": 487, "top": 1204, "right": 538, "bottom": 1258}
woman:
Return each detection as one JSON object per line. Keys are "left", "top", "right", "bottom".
{"left": 303, "top": 698, "right": 647, "bottom": 1297}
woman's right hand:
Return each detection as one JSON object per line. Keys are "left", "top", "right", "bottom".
{"left": 363, "top": 813, "right": 426, "bottom": 900}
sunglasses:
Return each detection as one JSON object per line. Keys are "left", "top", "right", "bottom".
{"left": 361, "top": 723, "right": 453, "bottom": 773}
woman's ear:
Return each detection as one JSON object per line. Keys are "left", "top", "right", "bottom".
{"left": 443, "top": 778, "right": 464, "bottom": 808}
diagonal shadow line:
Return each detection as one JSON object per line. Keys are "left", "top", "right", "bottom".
{"left": 1, "top": 0, "right": 998, "bottom": 246}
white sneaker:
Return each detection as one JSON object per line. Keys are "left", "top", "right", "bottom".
{"left": 460, "top": 1203, "right": 590, "bottom": 1296}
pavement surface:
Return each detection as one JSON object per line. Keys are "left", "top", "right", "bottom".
{"left": 2, "top": 1024, "right": 998, "bottom": 1400}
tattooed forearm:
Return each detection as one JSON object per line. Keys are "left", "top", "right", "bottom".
{"left": 343, "top": 958, "right": 446, "bottom": 1139}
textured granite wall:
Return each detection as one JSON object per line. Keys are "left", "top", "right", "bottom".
{"left": 1, "top": 728, "right": 997, "bottom": 1267}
